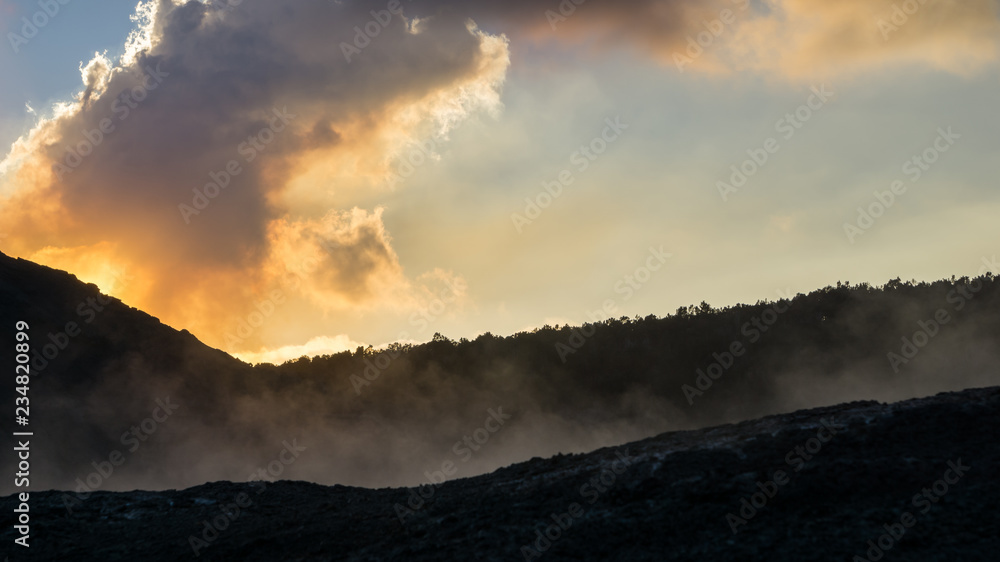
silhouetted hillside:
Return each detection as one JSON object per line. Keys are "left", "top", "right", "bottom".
{"left": 1, "top": 250, "right": 999, "bottom": 494}
{"left": 3, "top": 386, "right": 996, "bottom": 561}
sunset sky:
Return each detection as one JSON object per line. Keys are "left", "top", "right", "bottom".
{"left": 1, "top": 0, "right": 999, "bottom": 363}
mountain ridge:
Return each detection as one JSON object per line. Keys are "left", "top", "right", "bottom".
{"left": 2, "top": 250, "right": 999, "bottom": 496}
{"left": 2, "top": 384, "right": 996, "bottom": 561}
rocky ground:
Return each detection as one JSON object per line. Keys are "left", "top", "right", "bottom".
{"left": 3, "top": 385, "right": 998, "bottom": 561}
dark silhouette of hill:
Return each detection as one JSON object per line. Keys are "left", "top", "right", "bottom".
{"left": 2, "top": 386, "right": 996, "bottom": 561}
{"left": 1, "top": 249, "right": 999, "bottom": 495}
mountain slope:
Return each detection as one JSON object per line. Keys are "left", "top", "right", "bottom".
{"left": 2, "top": 249, "right": 1000, "bottom": 495}
{"left": 0, "top": 251, "right": 255, "bottom": 493}
{"left": 2, "top": 386, "right": 997, "bottom": 561}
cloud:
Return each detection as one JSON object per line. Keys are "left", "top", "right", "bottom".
{"left": 0, "top": 0, "right": 506, "bottom": 349}
{"left": 264, "top": 207, "right": 414, "bottom": 311}
{"left": 450, "top": 0, "right": 1000, "bottom": 79}
{"left": 723, "top": 0, "right": 1000, "bottom": 79}
{"left": 421, "top": 0, "right": 725, "bottom": 52}
{"left": 232, "top": 335, "right": 363, "bottom": 365}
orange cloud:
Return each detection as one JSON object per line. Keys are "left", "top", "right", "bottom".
{"left": 0, "top": 0, "right": 505, "bottom": 351}
{"left": 718, "top": 0, "right": 1000, "bottom": 79}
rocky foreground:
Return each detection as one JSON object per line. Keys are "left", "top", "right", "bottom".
{"left": 3, "top": 386, "right": 998, "bottom": 561}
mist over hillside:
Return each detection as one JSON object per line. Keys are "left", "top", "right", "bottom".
{"left": 4, "top": 386, "right": 997, "bottom": 560}
{"left": 2, "top": 250, "right": 999, "bottom": 495}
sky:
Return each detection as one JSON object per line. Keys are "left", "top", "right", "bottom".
{"left": 1, "top": 0, "right": 999, "bottom": 364}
